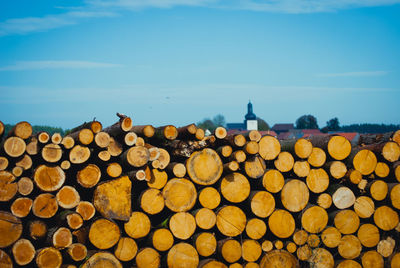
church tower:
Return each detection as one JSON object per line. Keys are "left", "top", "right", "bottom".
{"left": 244, "top": 101, "right": 258, "bottom": 130}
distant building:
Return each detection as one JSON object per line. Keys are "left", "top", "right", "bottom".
{"left": 226, "top": 101, "right": 258, "bottom": 131}
{"left": 271, "top": 124, "right": 295, "bottom": 135}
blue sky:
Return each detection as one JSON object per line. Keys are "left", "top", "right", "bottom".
{"left": 1, "top": 0, "right": 400, "bottom": 129}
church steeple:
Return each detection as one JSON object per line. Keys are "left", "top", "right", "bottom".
{"left": 245, "top": 101, "right": 256, "bottom": 120}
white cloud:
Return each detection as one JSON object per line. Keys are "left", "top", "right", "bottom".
{"left": 317, "top": 71, "right": 388, "bottom": 77}
{"left": 0, "top": 60, "right": 123, "bottom": 71}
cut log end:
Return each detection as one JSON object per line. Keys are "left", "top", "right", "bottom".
{"left": 36, "top": 247, "right": 62, "bottom": 268}
{"left": 12, "top": 239, "right": 35, "bottom": 266}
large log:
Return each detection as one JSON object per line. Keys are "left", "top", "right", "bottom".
{"left": 301, "top": 206, "right": 328, "bottom": 233}
{"left": 12, "top": 238, "right": 35, "bottom": 265}
{"left": 195, "top": 232, "right": 217, "bottom": 257}
{"left": 268, "top": 209, "right": 295, "bottom": 238}
{"left": 36, "top": 247, "right": 62, "bottom": 268}
{"left": 258, "top": 135, "right": 281, "bottom": 160}
{"left": 357, "top": 223, "right": 380, "bottom": 248}
{"left": 250, "top": 191, "right": 275, "bottom": 218}
{"left": 151, "top": 228, "right": 174, "bottom": 252}
{"left": 221, "top": 172, "right": 250, "bottom": 203}
{"left": 163, "top": 178, "right": 197, "bottom": 212}
{"left": 140, "top": 188, "right": 165, "bottom": 215}
{"left": 32, "top": 193, "right": 59, "bottom": 218}
{"left": 8, "top": 121, "right": 32, "bottom": 140}
{"left": 260, "top": 250, "right": 299, "bottom": 268}
{"left": 0, "top": 211, "right": 23, "bottom": 248}
{"left": 262, "top": 169, "right": 284, "bottom": 193}
{"left": 167, "top": 243, "right": 199, "bottom": 268}
{"left": 361, "top": 250, "right": 384, "bottom": 268}
{"left": 114, "top": 237, "right": 137, "bottom": 262}
{"left": 3, "top": 137, "right": 26, "bottom": 157}
{"left": 216, "top": 206, "right": 246, "bottom": 237}
{"left": 0, "top": 171, "right": 17, "bottom": 202}
{"left": 124, "top": 212, "right": 151, "bottom": 239}
{"left": 169, "top": 212, "right": 196, "bottom": 240}
{"left": 219, "top": 239, "right": 242, "bottom": 263}
{"left": 34, "top": 165, "right": 65, "bottom": 192}
{"left": 281, "top": 179, "right": 309, "bottom": 212}
{"left": 89, "top": 218, "right": 120, "bottom": 249}
{"left": 82, "top": 252, "right": 122, "bottom": 268}
{"left": 186, "top": 148, "right": 223, "bottom": 185}
{"left": 198, "top": 187, "right": 221, "bottom": 209}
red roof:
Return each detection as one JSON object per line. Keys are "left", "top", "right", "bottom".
{"left": 300, "top": 129, "right": 322, "bottom": 135}
{"left": 259, "top": 130, "right": 277, "bottom": 137}
{"left": 226, "top": 129, "right": 277, "bottom": 137}
{"left": 335, "top": 132, "right": 359, "bottom": 142}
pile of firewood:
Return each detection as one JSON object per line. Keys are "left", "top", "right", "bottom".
{"left": 0, "top": 115, "right": 400, "bottom": 268}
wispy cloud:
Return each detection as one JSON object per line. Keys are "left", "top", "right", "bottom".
{"left": 0, "top": 11, "right": 118, "bottom": 37}
{"left": 317, "top": 71, "right": 388, "bottom": 78}
{"left": 0, "top": 60, "right": 123, "bottom": 71}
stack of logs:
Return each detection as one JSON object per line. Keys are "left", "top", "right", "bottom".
{"left": 1, "top": 115, "right": 400, "bottom": 268}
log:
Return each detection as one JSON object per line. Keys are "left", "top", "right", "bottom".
{"left": 221, "top": 172, "right": 250, "bottom": 203}
{"left": 347, "top": 169, "right": 362, "bottom": 184}
{"left": 307, "top": 234, "right": 320, "bottom": 248}
{"left": 258, "top": 135, "right": 281, "bottom": 160}
{"left": 0, "top": 211, "right": 23, "bottom": 248}
{"left": 41, "top": 143, "right": 63, "bottom": 163}
{"left": 69, "top": 145, "right": 90, "bottom": 164}
{"left": 242, "top": 240, "right": 262, "bottom": 262}
{"left": 0, "top": 156, "right": 8, "bottom": 171}
{"left": 327, "top": 160, "right": 347, "bottom": 179}
{"left": 293, "top": 229, "right": 308, "bottom": 246}
{"left": 34, "top": 165, "right": 65, "bottom": 192}
{"left": 154, "top": 125, "right": 178, "bottom": 140}
{"left": 218, "top": 145, "right": 233, "bottom": 158}
{"left": 0, "top": 171, "right": 17, "bottom": 202}
{"left": 352, "top": 149, "right": 377, "bottom": 175}
{"left": 67, "top": 243, "right": 87, "bottom": 262}
{"left": 29, "top": 220, "right": 47, "bottom": 240}
{"left": 69, "top": 129, "right": 94, "bottom": 145}
{"left": 177, "top": 123, "right": 197, "bottom": 139}
{"left": 94, "top": 176, "right": 131, "bottom": 221}
{"left": 36, "top": 247, "right": 62, "bottom": 268}
{"left": 3, "top": 137, "right": 26, "bottom": 157}
{"left": 123, "top": 131, "right": 137, "bottom": 146}
{"left": 321, "top": 226, "right": 341, "bottom": 248}
{"left": 373, "top": 206, "right": 399, "bottom": 231}
{"left": 245, "top": 141, "right": 259, "bottom": 155}
{"left": 114, "top": 237, "right": 137, "bottom": 262}
{"left": 377, "top": 237, "right": 395, "bottom": 257}
{"left": 75, "top": 201, "right": 96, "bottom": 221}
{"left": 381, "top": 141, "right": 400, "bottom": 162}
{"left": 307, "top": 147, "right": 326, "bottom": 167}
{"left": 216, "top": 206, "right": 246, "bottom": 237}
{"left": 391, "top": 184, "right": 400, "bottom": 209}
{"left": 26, "top": 137, "right": 39, "bottom": 155}
{"left": 89, "top": 218, "right": 120, "bottom": 249}
{"left": 50, "top": 227, "right": 73, "bottom": 248}
{"left": 122, "top": 146, "right": 149, "bottom": 167}
{"left": 338, "top": 235, "right": 362, "bottom": 259}
{"left": 32, "top": 193, "right": 58, "bottom": 218}
{"left": 262, "top": 169, "right": 284, "bottom": 193}
{"left": 219, "top": 239, "right": 242, "bottom": 263}
{"left": 140, "top": 188, "right": 165, "bottom": 215}
{"left": 215, "top": 126, "right": 227, "bottom": 139}
{"left": 70, "top": 120, "right": 102, "bottom": 134}
{"left": 77, "top": 164, "right": 101, "bottom": 188}
{"left": 195, "top": 208, "right": 216, "bottom": 230}
{"left": 124, "top": 212, "right": 151, "bottom": 239}
{"left": 268, "top": 209, "right": 295, "bottom": 238}
{"left": 369, "top": 180, "right": 388, "bottom": 201}
{"left": 328, "top": 135, "right": 352, "bottom": 160}
{"left": 169, "top": 212, "right": 196, "bottom": 240}
{"left": 167, "top": 243, "right": 199, "bottom": 268}
{"left": 195, "top": 232, "right": 217, "bottom": 257}
{"left": 147, "top": 169, "right": 168, "bottom": 189}
{"left": 131, "top": 125, "right": 155, "bottom": 138}
{"left": 12, "top": 238, "right": 35, "bottom": 265}
{"left": 17, "top": 176, "right": 34, "bottom": 196}
{"left": 9, "top": 121, "right": 32, "bottom": 139}
{"left": 61, "top": 136, "right": 75, "bottom": 149}
{"left": 250, "top": 191, "right": 275, "bottom": 218}
{"left": 97, "top": 150, "right": 111, "bottom": 161}
{"left": 94, "top": 131, "right": 110, "bottom": 148}
{"left": 196, "top": 128, "right": 205, "bottom": 140}
{"left": 246, "top": 218, "right": 267, "bottom": 240}
{"left": 296, "top": 245, "right": 312, "bottom": 261}
{"left": 107, "top": 137, "right": 123, "bottom": 157}
{"left": 293, "top": 160, "right": 310, "bottom": 177}
{"left": 66, "top": 212, "right": 83, "bottom": 230}
{"left": 135, "top": 248, "right": 160, "bottom": 268}
{"left": 262, "top": 240, "right": 274, "bottom": 252}
{"left": 231, "top": 150, "right": 246, "bottom": 163}
{"left": 309, "top": 248, "right": 334, "bottom": 268}
{"left": 12, "top": 166, "right": 23, "bottom": 177}
{"left": 260, "top": 250, "right": 299, "bottom": 268}
{"left": 226, "top": 134, "right": 246, "bottom": 147}
{"left": 336, "top": 260, "right": 362, "bottom": 268}
{"left": 199, "top": 187, "right": 221, "bottom": 209}
{"left": 151, "top": 228, "right": 174, "bottom": 252}
{"left": 186, "top": 148, "right": 223, "bottom": 185}
{"left": 375, "top": 162, "right": 390, "bottom": 178}
{"left": 306, "top": 168, "right": 329, "bottom": 193}
{"left": 223, "top": 161, "right": 239, "bottom": 172}
{"left": 167, "top": 162, "right": 186, "bottom": 177}
{"left": 354, "top": 196, "right": 375, "bottom": 218}
{"left": 56, "top": 186, "right": 80, "bottom": 209}
{"left": 199, "top": 259, "right": 227, "bottom": 268}
{"left": 106, "top": 162, "right": 122, "bottom": 178}
{"left": 0, "top": 120, "right": 3, "bottom": 139}
{"left": 332, "top": 186, "right": 356, "bottom": 209}
{"left": 274, "top": 240, "right": 284, "bottom": 249}
{"left": 317, "top": 193, "right": 332, "bottom": 209}
{"left": 15, "top": 154, "right": 32, "bottom": 170}
{"left": 395, "top": 161, "right": 400, "bottom": 182}
{"left": 334, "top": 210, "right": 360, "bottom": 234}
{"left": 281, "top": 179, "right": 309, "bottom": 212}
{"left": 301, "top": 206, "right": 328, "bottom": 233}
{"left": 244, "top": 156, "right": 266, "bottom": 178}
{"left": 163, "top": 178, "right": 197, "bottom": 212}
{"left": 286, "top": 242, "right": 297, "bottom": 254}
{"left": 357, "top": 223, "right": 380, "bottom": 248}
{"left": 11, "top": 197, "right": 33, "bottom": 218}
{"left": 361, "top": 250, "right": 384, "bottom": 268}
{"left": 274, "top": 152, "right": 294, "bottom": 172}
{"left": 82, "top": 252, "right": 122, "bottom": 268}
{"left": 294, "top": 138, "right": 313, "bottom": 159}
{"left": 390, "top": 252, "right": 400, "bottom": 268}
{"left": 51, "top": 132, "right": 62, "bottom": 144}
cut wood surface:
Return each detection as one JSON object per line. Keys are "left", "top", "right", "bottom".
{"left": 186, "top": 148, "right": 223, "bottom": 185}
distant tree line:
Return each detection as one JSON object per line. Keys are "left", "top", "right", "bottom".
{"left": 2, "top": 124, "right": 66, "bottom": 137}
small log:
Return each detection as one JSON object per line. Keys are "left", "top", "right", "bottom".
{"left": 381, "top": 141, "right": 400, "bottom": 162}
{"left": 15, "top": 153, "right": 32, "bottom": 170}
{"left": 167, "top": 162, "right": 186, "bottom": 177}
{"left": 309, "top": 248, "right": 334, "bottom": 268}
{"left": 9, "top": 121, "right": 32, "bottom": 139}
{"left": 307, "top": 234, "right": 320, "bottom": 248}
{"left": 89, "top": 218, "right": 120, "bottom": 249}
{"left": 60, "top": 160, "right": 71, "bottom": 170}
{"left": 347, "top": 169, "right": 362, "bottom": 184}
{"left": 32, "top": 193, "right": 58, "bottom": 218}
{"left": 11, "top": 197, "right": 33, "bottom": 218}
{"left": 242, "top": 240, "right": 262, "bottom": 262}
{"left": 167, "top": 243, "right": 199, "bottom": 268}
{"left": 226, "top": 134, "right": 246, "bottom": 147}
{"left": 244, "top": 156, "right": 266, "bottom": 178}
{"left": 268, "top": 209, "right": 295, "bottom": 238}
{"left": 186, "top": 148, "right": 223, "bottom": 185}
{"left": 69, "top": 145, "right": 90, "bottom": 164}
{"left": 17, "top": 176, "right": 34, "bottom": 196}
{"left": 106, "top": 137, "right": 123, "bottom": 157}
{"left": 293, "top": 229, "right": 308, "bottom": 246}
{"left": 114, "top": 237, "right": 137, "bottom": 262}
{"left": 26, "top": 137, "right": 39, "bottom": 155}
{"left": 131, "top": 125, "right": 155, "bottom": 138}
{"left": 391, "top": 184, "right": 400, "bottom": 209}
{"left": 230, "top": 150, "right": 246, "bottom": 163}
{"left": 293, "top": 160, "right": 310, "bottom": 177}
{"left": 301, "top": 206, "right": 328, "bottom": 233}
{"left": 51, "top": 132, "right": 62, "bottom": 144}
{"left": 217, "top": 145, "right": 233, "bottom": 158}
{"left": 334, "top": 209, "right": 360, "bottom": 234}
{"left": 154, "top": 125, "right": 178, "bottom": 140}
{"left": 196, "top": 128, "right": 205, "bottom": 140}
{"left": 75, "top": 201, "right": 96, "bottom": 221}
{"left": 221, "top": 172, "right": 250, "bottom": 203}
{"left": 375, "top": 162, "right": 390, "bottom": 178}
{"left": 338, "top": 235, "right": 362, "bottom": 259}
{"left": 12, "top": 166, "right": 23, "bottom": 177}
{"left": 260, "top": 250, "right": 299, "bottom": 268}
{"left": 0, "top": 156, "right": 8, "bottom": 170}
{"left": 135, "top": 248, "right": 160, "bottom": 268}
{"left": 106, "top": 162, "right": 122, "bottom": 178}
{"left": 50, "top": 227, "right": 72, "bottom": 249}
{"left": 0, "top": 171, "right": 17, "bottom": 202}
{"left": 61, "top": 136, "right": 75, "bottom": 149}
{"left": 246, "top": 218, "right": 267, "bottom": 240}
{"left": 297, "top": 245, "right": 312, "bottom": 261}
{"left": 169, "top": 212, "right": 196, "bottom": 240}
{"left": 321, "top": 227, "right": 341, "bottom": 248}
{"left": 306, "top": 168, "right": 329, "bottom": 193}
{"left": 97, "top": 150, "right": 111, "bottom": 161}
{"left": 56, "top": 186, "right": 80, "bottom": 209}
{"left": 66, "top": 212, "right": 83, "bottom": 230}
{"left": 0, "top": 120, "right": 4, "bottom": 138}
{"left": 377, "top": 237, "right": 395, "bottom": 257}
{"left": 258, "top": 135, "right": 281, "bottom": 160}
{"left": 140, "top": 188, "right": 164, "bottom": 215}
{"left": 327, "top": 160, "right": 347, "bottom": 179}
{"left": 151, "top": 228, "right": 174, "bottom": 252}
{"left": 94, "top": 131, "right": 110, "bottom": 148}
{"left": 29, "top": 220, "right": 47, "bottom": 240}
{"left": 373, "top": 206, "right": 399, "bottom": 231}
{"left": 262, "top": 169, "right": 284, "bottom": 193}
{"left": 286, "top": 242, "right": 297, "bottom": 254}
{"left": 317, "top": 193, "right": 332, "bottom": 209}
{"left": 223, "top": 161, "right": 239, "bottom": 172}
{"left": 245, "top": 141, "right": 259, "bottom": 155}
{"left": 103, "top": 115, "right": 132, "bottom": 136}
{"left": 12, "top": 239, "right": 35, "bottom": 265}
{"left": 369, "top": 180, "right": 388, "bottom": 201}
{"left": 124, "top": 131, "right": 137, "bottom": 146}
{"left": 195, "top": 232, "right": 217, "bottom": 257}
{"left": 77, "top": 164, "right": 101, "bottom": 188}
{"left": 3, "top": 137, "right": 26, "bottom": 157}
{"left": 361, "top": 250, "right": 384, "bottom": 268}
{"left": 163, "top": 178, "right": 197, "bottom": 212}
{"left": 352, "top": 149, "right": 377, "bottom": 175}
{"left": 215, "top": 126, "right": 227, "bottom": 139}
{"left": 247, "top": 130, "right": 261, "bottom": 142}
{"left": 125, "top": 212, "right": 151, "bottom": 239}
{"left": 262, "top": 240, "right": 274, "bottom": 252}
{"left": 332, "top": 186, "right": 356, "bottom": 209}
{"left": 70, "top": 120, "right": 102, "bottom": 134}
{"left": 354, "top": 196, "right": 375, "bottom": 218}
{"left": 307, "top": 147, "right": 326, "bottom": 167}
{"left": 0, "top": 211, "right": 23, "bottom": 248}
{"left": 67, "top": 243, "right": 87, "bottom": 262}
{"left": 82, "top": 252, "right": 122, "bottom": 268}
{"left": 274, "top": 152, "right": 294, "bottom": 172}
{"left": 274, "top": 240, "right": 283, "bottom": 249}
{"left": 177, "top": 123, "right": 197, "bottom": 139}
{"left": 147, "top": 169, "right": 168, "bottom": 189}
{"left": 36, "top": 247, "right": 62, "bottom": 268}
{"left": 250, "top": 191, "right": 275, "bottom": 218}
{"left": 357, "top": 223, "right": 380, "bottom": 248}
{"left": 156, "top": 148, "right": 170, "bottom": 169}
{"left": 281, "top": 179, "right": 309, "bottom": 212}
{"left": 219, "top": 239, "right": 242, "bottom": 263}
{"left": 34, "top": 165, "right": 65, "bottom": 192}
{"left": 122, "top": 146, "right": 149, "bottom": 167}
{"left": 294, "top": 138, "right": 313, "bottom": 159}
{"left": 199, "top": 187, "right": 221, "bottom": 209}
{"left": 69, "top": 128, "right": 94, "bottom": 145}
